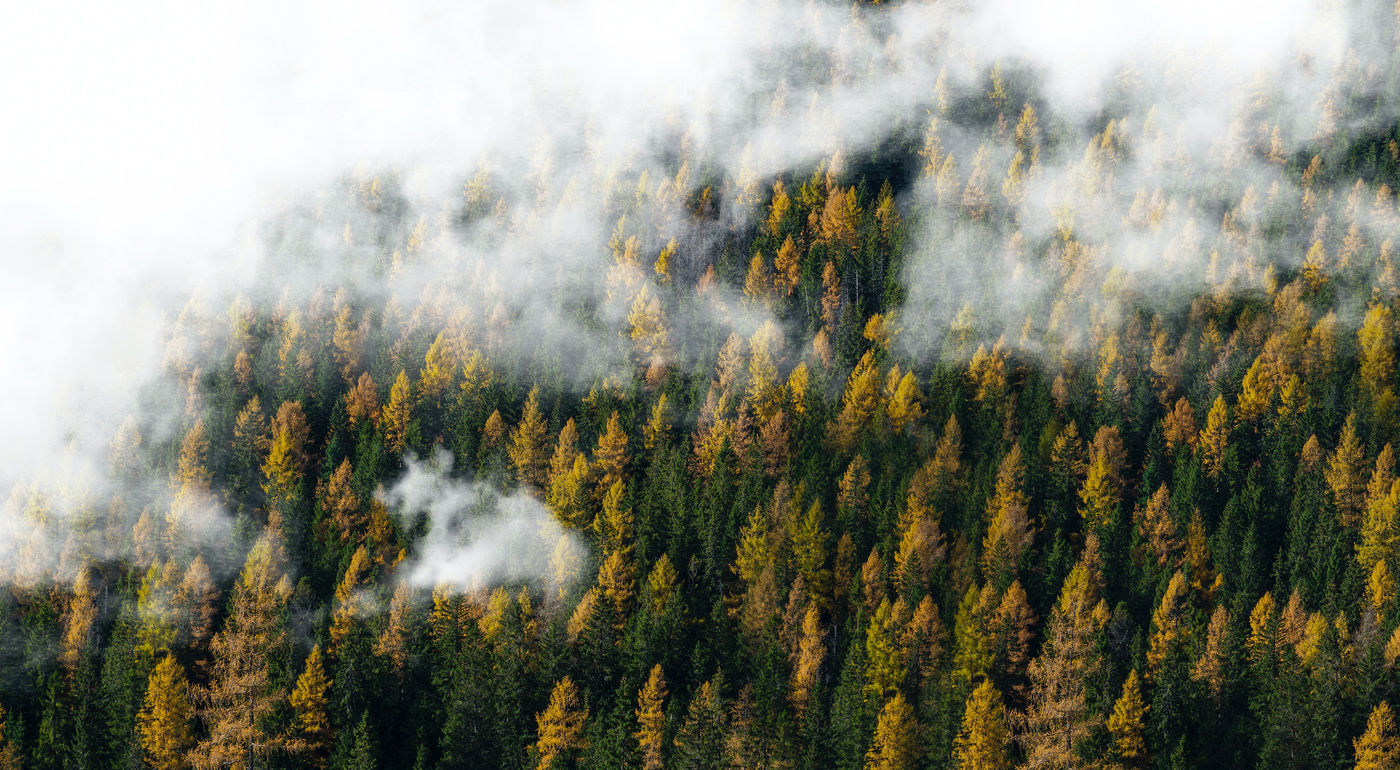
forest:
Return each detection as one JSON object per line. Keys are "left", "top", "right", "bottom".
{"left": 9, "top": 1, "right": 1400, "bottom": 769}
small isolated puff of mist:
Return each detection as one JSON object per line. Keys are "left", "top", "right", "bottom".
{"left": 379, "top": 449, "right": 586, "bottom": 593}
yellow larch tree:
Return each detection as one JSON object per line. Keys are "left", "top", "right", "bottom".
{"left": 743, "top": 252, "right": 773, "bottom": 304}
{"left": 534, "top": 676, "right": 588, "bottom": 770}
{"left": 418, "top": 331, "right": 459, "bottom": 403}
{"left": 644, "top": 554, "right": 679, "bottom": 615}
{"left": 1328, "top": 413, "right": 1368, "bottom": 526}
{"left": 953, "top": 679, "right": 1012, "bottom": 770}
{"left": 774, "top": 236, "right": 801, "bottom": 296}
{"left": 1247, "top": 592, "right": 1278, "bottom": 668}
{"left": 1146, "top": 571, "right": 1191, "bottom": 676}
{"left": 1162, "top": 397, "right": 1197, "bottom": 452}
{"left": 1360, "top": 303, "right": 1397, "bottom": 425}
{"left": 790, "top": 605, "right": 825, "bottom": 713}
{"left": 195, "top": 534, "right": 293, "bottom": 770}
{"left": 865, "top": 598, "right": 910, "bottom": 699}
{"left": 329, "top": 545, "right": 373, "bottom": 651}
{"left": 597, "top": 549, "right": 636, "bottom": 624}
{"left": 1106, "top": 670, "right": 1149, "bottom": 768}
{"left": 262, "top": 401, "right": 310, "bottom": 506}
{"left": 1357, "top": 478, "right": 1400, "bottom": 576}
{"left": 510, "top": 386, "right": 550, "bottom": 490}
{"left": 866, "top": 693, "right": 918, "bottom": 770}
{"left": 593, "top": 411, "right": 630, "bottom": 499}
{"left": 137, "top": 654, "right": 195, "bottom": 770}
{"left": 1199, "top": 395, "right": 1230, "bottom": 479}
{"left": 1192, "top": 605, "right": 1230, "bottom": 701}
{"left": 317, "top": 459, "right": 364, "bottom": 547}
{"left": 1079, "top": 450, "right": 1121, "bottom": 533}
{"left": 885, "top": 370, "right": 925, "bottom": 434}
{"left": 382, "top": 370, "right": 412, "bottom": 452}
{"left": 344, "top": 372, "right": 379, "bottom": 427}
{"left": 1355, "top": 701, "right": 1400, "bottom": 770}
{"left": 1135, "top": 484, "right": 1182, "bottom": 569}
{"left": 983, "top": 445, "right": 1031, "bottom": 580}
{"left": 636, "top": 664, "right": 668, "bottom": 770}
{"left": 177, "top": 555, "right": 220, "bottom": 650}
{"left": 1020, "top": 538, "right": 1109, "bottom": 768}
{"left": 287, "top": 645, "right": 333, "bottom": 768}
{"left": 60, "top": 564, "right": 98, "bottom": 670}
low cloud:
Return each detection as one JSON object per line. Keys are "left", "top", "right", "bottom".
{"left": 381, "top": 451, "right": 585, "bottom": 593}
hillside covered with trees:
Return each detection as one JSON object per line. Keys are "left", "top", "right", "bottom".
{"left": 9, "top": 1, "right": 1400, "bottom": 769}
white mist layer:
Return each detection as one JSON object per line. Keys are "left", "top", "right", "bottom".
{"left": 381, "top": 451, "right": 584, "bottom": 592}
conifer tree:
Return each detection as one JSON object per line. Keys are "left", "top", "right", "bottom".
{"left": 1106, "top": 670, "right": 1149, "bottom": 768}
{"left": 137, "top": 655, "right": 194, "bottom": 770}
{"left": 288, "top": 645, "right": 333, "bottom": 768}
{"left": 866, "top": 693, "right": 918, "bottom": 770}
{"left": 195, "top": 535, "right": 293, "bottom": 769}
{"left": 1356, "top": 701, "right": 1400, "bottom": 770}
{"left": 510, "top": 386, "right": 550, "bottom": 490}
{"left": 383, "top": 370, "right": 412, "bottom": 452}
{"left": 953, "top": 679, "right": 1011, "bottom": 770}
{"left": 636, "top": 664, "right": 667, "bottom": 770}
{"left": 535, "top": 676, "right": 589, "bottom": 770}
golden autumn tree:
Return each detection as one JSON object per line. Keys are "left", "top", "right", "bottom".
{"left": 344, "top": 372, "right": 379, "bottom": 427}
{"left": 983, "top": 445, "right": 1032, "bottom": 580}
{"left": 1326, "top": 413, "right": 1368, "bottom": 527}
{"left": 598, "top": 549, "right": 637, "bottom": 623}
{"left": 329, "top": 545, "right": 374, "bottom": 650}
{"left": 636, "top": 664, "right": 668, "bottom": 770}
{"left": 1356, "top": 701, "right": 1400, "bottom": 770}
{"left": 317, "top": 459, "right": 364, "bottom": 546}
{"left": 993, "top": 581, "right": 1037, "bottom": 694}
{"left": 195, "top": 534, "right": 293, "bottom": 770}
{"left": 593, "top": 411, "right": 630, "bottom": 499}
{"left": 953, "top": 679, "right": 1012, "bottom": 770}
{"left": 1199, "top": 395, "right": 1230, "bottom": 480}
{"left": 1106, "top": 670, "right": 1149, "bottom": 768}
{"left": 820, "top": 186, "right": 862, "bottom": 252}
{"left": 262, "top": 401, "right": 310, "bottom": 506}
{"left": 137, "top": 654, "right": 195, "bottom": 770}
{"left": 178, "top": 555, "right": 220, "bottom": 651}
{"left": 1162, "top": 397, "right": 1197, "bottom": 452}
{"left": 1146, "top": 571, "right": 1191, "bottom": 675}
{"left": 865, "top": 598, "right": 910, "bottom": 699}
{"left": 510, "top": 386, "right": 550, "bottom": 490}
{"left": 1359, "top": 303, "right": 1397, "bottom": 425}
{"left": 1020, "top": 539, "right": 1109, "bottom": 768}
{"left": 866, "top": 693, "right": 918, "bottom": 770}
{"left": 1191, "top": 605, "right": 1230, "bottom": 701}
{"left": 885, "top": 370, "right": 925, "bottom": 434}
{"left": 832, "top": 351, "right": 881, "bottom": 451}
{"left": 1135, "top": 484, "right": 1182, "bottom": 570}
{"left": 790, "top": 605, "right": 825, "bottom": 713}
{"left": 60, "top": 564, "right": 98, "bottom": 670}
{"left": 1358, "top": 477, "right": 1400, "bottom": 576}
{"left": 1078, "top": 448, "right": 1122, "bottom": 533}
{"left": 374, "top": 582, "right": 416, "bottom": 678}
{"left": 773, "top": 236, "right": 801, "bottom": 295}
{"left": 534, "top": 676, "right": 589, "bottom": 770}
{"left": 743, "top": 252, "right": 773, "bottom": 304}
{"left": 382, "top": 370, "right": 412, "bottom": 452}
{"left": 287, "top": 645, "right": 333, "bottom": 768}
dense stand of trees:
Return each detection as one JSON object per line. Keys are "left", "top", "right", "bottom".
{"left": 10, "top": 3, "right": 1400, "bottom": 768}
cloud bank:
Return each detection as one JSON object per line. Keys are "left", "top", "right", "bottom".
{"left": 381, "top": 451, "right": 584, "bottom": 592}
